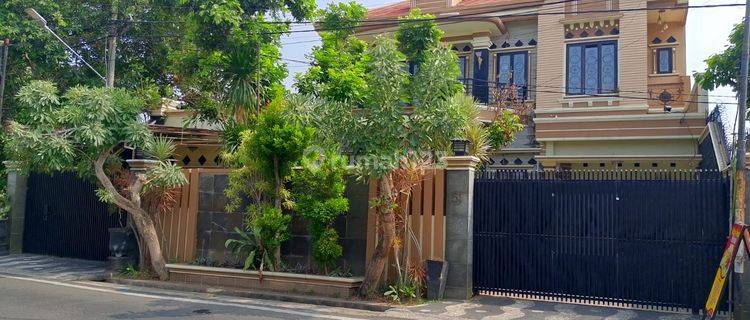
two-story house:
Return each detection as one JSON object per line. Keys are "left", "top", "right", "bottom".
{"left": 362, "top": 0, "right": 709, "bottom": 170}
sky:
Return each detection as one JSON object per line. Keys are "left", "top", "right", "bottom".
{"left": 281, "top": 0, "right": 745, "bottom": 118}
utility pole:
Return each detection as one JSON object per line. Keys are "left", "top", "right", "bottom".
{"left": 735, "top": 0, "right": 750, "bottom": 224}
{"left": 0, "top": 39, "right": 9, "bottom": 121}
{"left": 736, "top": 0, "right": 750, "bottom": 223}
{"left": 105, "top": 2, "right": 118, "bottom": 88}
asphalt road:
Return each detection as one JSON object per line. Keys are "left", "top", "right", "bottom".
{"left": 0, "top": 275, "right": 398, "bottom": 320}
{"left": 0, "top": 271, "right": 707, "bottom": 320}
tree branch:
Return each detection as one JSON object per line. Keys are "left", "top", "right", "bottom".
{"left": 94, "top": 150, "right": 145, "bottom": 215}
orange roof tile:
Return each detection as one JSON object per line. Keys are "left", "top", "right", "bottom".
{"left": 454, "top": 0, "right": 537, "bottom": 9}
{"left": 367, "top": 1, "right": 411, "bottom": 19}
{"left": 367, "top": 0, "right": 541, "bottom": 19}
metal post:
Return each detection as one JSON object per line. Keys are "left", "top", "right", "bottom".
{"left": 0, "top": 39, "right": 9, "bottom": 121}
{"left": 735, "top": 0, "right": 750, "bottom": 224}
{"left": 734, "top": 2, "right": 750, "bottom": 319}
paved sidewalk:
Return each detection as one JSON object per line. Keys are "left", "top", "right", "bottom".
{"left": 0, "top": 254, "right": 108, "bottom": 280}
{"left": 387, "top": 296, "right": 705, "bottom": 320}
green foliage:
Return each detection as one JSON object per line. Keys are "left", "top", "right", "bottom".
{"left": 0, "top": 1, "right": 181, "bottom": 114}
{"left": 0, "top": 189, "right": 10, "bottom": 220}
{"left": 240, "top": 100, "right": 314, "bottom": 185}
{"left": 312, "top": 228, "right": 342, "bottom": 269}
{"left": 225, "top": 98, "right": 312, "bottom": 271}
{"left": 144, "top": 162, "right": 188, "bottom": 192}
{"left": 695, "top": 22, "right": 744, "bottom": 92}
{"left": 295, "top": 2, "right": 369, "bottom": 105}
{"left": 225, "top": 226, "right": 262, "bottom": 270}
{"left": 464, "top": 120, "right": 491, "bottom": 163}
{"left": 6, "top": 81, "right": 150, "bottom": 174}
{"left": 144, "top": 136, "right": 178, "bottom": 162}
{"left": 6, "top": 80, "right": 186, "bottom": 197}
{"left": 219, "top": 121, "right": 254, "bottom": 154}
{"left": 291, "top": 37, "right": 468, "bottom": 179}
{"left": 174, "top": 0, "right": 317, "bottom": 126}
{"left": 395, "top": 9, "right": 443, "bottom": 66}
{"left": 251, "top": 205, "right": 292, "bottom": 257}
{"left": 120, "top": 264, "right": 139, "bottom": 277}
{"left": 225, "top": 204, "right": 291, "bottom": 272}
{"left": 291, "top": 151, "right": 349, "bottom": 270}
{"left": 383, "top": 282, "right": 418, "bottom": 303}
{"left": 487, "top": 109, "right": 525, "bottom": 149}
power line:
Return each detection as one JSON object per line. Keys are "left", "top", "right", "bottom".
{"left": 111, "top": 1, "right": 737, "bottom": 44}
{"left": 108, "top": 2, "right": 743, "bottom": 36}
{"left": 278, "top": 0, "right": 604, "bottom": 46}
{"left": 460, "top": 77, "right": 739, "bottom": 105}
{"left": 265, "top": 3, "right": 745, "bottom": 34}
{"left": 108, "top": 0, "right": 581, "bottom": 25}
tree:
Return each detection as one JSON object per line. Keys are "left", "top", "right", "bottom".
{"left": 695, "top": 21, "right": 744, "bottom": 94}
{"left": 291, "top": 36, "right": 474, "bottom": 295}
{"left": 225, "top": 99, "right": 313, "bottom": 269}
{"left": 172, "top": 0, "right": 316, "bottom": 143}
{"left": 5, "top": 81, "right": 186, "bottom": 279}
{"left": 395, "top": 9, "right": 443, "bottom": 68}
{"left": 1, "top": 1, "right": 183, "bottom": 112}
{"left": 291, "top": 151, "right": 349, "bottom": 272}
{"left": 294, "top": 2, "right": 369, "bottom": 105}
{"left": 292, "top": 7, "right": 523, "bottom": 296}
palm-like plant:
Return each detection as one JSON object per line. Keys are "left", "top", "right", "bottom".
{"left": 144, "top": 136, "right": 177, "bottom": 162}
{"left": 464, "top": 120, "right": 491, "bottom": 163}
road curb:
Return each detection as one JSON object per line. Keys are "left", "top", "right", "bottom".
{"left": 107, "top": 277, "right": 393, "bottom": 312}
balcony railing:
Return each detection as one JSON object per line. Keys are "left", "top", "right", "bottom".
{"left": 459, "top": 78, "right": 528, "bottom": 105}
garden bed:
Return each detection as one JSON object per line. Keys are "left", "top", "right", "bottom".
{"left": 166, "top": 263, "right": 363, "bottom": 298}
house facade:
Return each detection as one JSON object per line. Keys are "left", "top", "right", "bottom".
{"left": 363, "top": 0, "right": 708, "bottom": 170}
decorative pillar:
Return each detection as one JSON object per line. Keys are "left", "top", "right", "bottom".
{"left": 442, "top": 156, "right": 480, "bottom": 300}
{"left": 471, "top": 35, "right": 492, "bottom": 104}
{"left": 4, "top": 161, "right": 27, "bottom": 254}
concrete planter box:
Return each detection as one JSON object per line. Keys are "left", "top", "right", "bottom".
{"left": 166, "top": 264, "right": 363, "bottom": 298}
{"left": 0, "top": 220, "right": 8, "bottom": 256}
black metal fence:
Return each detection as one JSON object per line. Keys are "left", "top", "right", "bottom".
{"left": 473, "top": 169, "right": 730, "bottom": 312}
{"left": 23, "top": 173, "right": 125, "bottom": 261}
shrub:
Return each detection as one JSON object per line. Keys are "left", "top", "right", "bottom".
{"left": 291, "top": 151, "right": 349, "bottom": 272}
{"left": 0, "top": 190, "right": 9, "bottom": 220}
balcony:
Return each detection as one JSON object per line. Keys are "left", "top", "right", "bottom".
{"left": 460, "top": 78, "right": 529, "bottom": 106}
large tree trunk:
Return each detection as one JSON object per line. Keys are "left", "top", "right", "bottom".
{"left": 359, "top": 175, "right": 396, "bottom": 297}
{"left": 94, "top": 152, "right": 169, "bottom": 280}
{"left": 129, "top": 209, "right": 167, "bottom": 279}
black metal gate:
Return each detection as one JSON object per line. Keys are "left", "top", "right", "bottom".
{"left": 473, "top": 170, "right": 730, "bottom": 311}
{"left": 23, "top": 173, "right": 124, "bottom": 261}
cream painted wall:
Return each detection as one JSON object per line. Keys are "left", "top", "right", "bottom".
{"left": 549, "top": 139, "right": 698, "bottom": 157}
{"left": 162, "top": 111, "right": 222, "bottom": 131}
{"left": 536, "top": 0, "right": 650, "bottom": 109}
